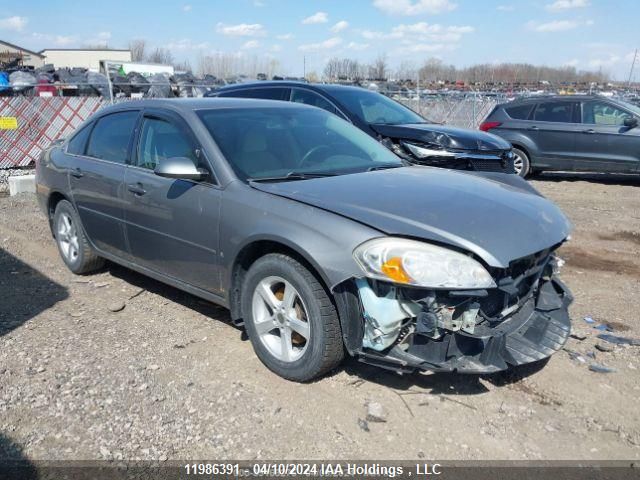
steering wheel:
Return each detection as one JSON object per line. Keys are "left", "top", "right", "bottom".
{"left": 299, "top": 145, "right": 331, "bottom": 168}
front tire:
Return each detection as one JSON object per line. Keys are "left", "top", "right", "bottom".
{"left": 512, "top": 147, "right": 531, "bottom": 178}
{"left": 241, "top": 254, "right": 344, "bottom": 382}
{"left": 53, "top": 200, "right": 104, "bottom": 274}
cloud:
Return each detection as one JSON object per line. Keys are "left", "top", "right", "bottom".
{"left": 271, "top": 44, "right": 282, "bottom": 52}
{"left": 362, "top": 22, "right": 474, "bottom": 42}
{"left": 53, "top": 35, "right": 76, "bottom": 46}
{"left": 182, "top": 4, "right": 192, "bottom": 12}
{"left": 166, "top": 38, "right": 211, "bottom": 51}
{"left": 546, "top": 0, "right": 589, "bottom": 11}
{"left": 276, "top": 33, "right": 294, "bottom": 40}
{"left": 404, "top": 43, "right": 450, "bottom": 52}
{"left": 298, "top": 37, "right": 342, "bottom": 51}
{"left": 302, "top": 12, "right": 328, "bottom": 24}
{"left": 216, "top": 22, "right": 266, "bottom": 37}
{"left": 86, "top": 31, "right": 111, "bottom": 46}
{"left": 372, "top": 0, "right": 457, "bottom": 16}
{"left": 497, "top": 5, "right": 515, "bottom": 11}
{"left": 587, "top": 55, "right": 620, "bottom": 69}
{"left": 331, "top": 20, "right": 349, "bottom": 33}
{"left": 346, "top": 41, "right": 370, "bottom": 51}
{"left": 242, "top": 40, "right": 260, "bottom": 49}
{"left": 528, "top": 19, "right": 580, "bottom": 32}
{"left": 253, "top": 0, "right": 265, "bottom": 6}
{"left": 0, "top": 16, "right": 28, "bottom": 32}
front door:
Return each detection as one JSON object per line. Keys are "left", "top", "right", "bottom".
{"left": 69, "top": 110, "right": 139, "bottom": 257}
{"left": 529, "top": 100, "right": 581, "bottom": 171}
{"left": 123, "top": 111, "right": 222, "bottom": 293}
{"left": 574, "top": 100, "right": 640, "bottom": 173}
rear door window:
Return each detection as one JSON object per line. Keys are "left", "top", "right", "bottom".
{"left": 505, "top": 104, "right": 534, "bottom": 120}
{"left": 86, "top": 111, "right": 139, "bottom": 163}
{"left": 533, "top": 102, "right": 578, "bottom": 123}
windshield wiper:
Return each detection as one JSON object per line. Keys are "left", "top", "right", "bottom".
{"left": 248, "top": 171, "right": 338, "bottom": 182}
{"left": 367, "top": 164, "right": 404, "bottom": 172}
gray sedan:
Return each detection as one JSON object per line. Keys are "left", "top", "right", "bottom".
{"left": 36, "top": 98, "right": 573, "bottom": 381}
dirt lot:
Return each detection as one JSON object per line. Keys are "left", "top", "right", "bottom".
{"left": 1, "top": 172, "right": 639, "bottom": 461}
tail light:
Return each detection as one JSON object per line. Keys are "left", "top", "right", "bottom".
{"left": 479, "top": 121, "right": 502, "bottom": 132}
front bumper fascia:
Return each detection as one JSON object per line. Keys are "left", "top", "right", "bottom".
{"left": 337, "top": 276, "right": 573, "bottom": 375}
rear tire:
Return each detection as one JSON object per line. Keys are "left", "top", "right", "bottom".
{"left": 241, "top": 254, "right": 344, "bottom": 382}
{"left": 512, "top": 147, "right": 531, "bottom": 178}
{"left": 53, "top": 200, "right": 104, "bottom": 274}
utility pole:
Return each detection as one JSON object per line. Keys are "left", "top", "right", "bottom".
{"left": 627, "top": 48, "right": 638, "bottom": 88}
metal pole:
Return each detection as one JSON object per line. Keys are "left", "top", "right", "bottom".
{"left": 104, "top": 61, "right": 114, "bottom": 104}
{"left": 627, "top": 48, "right": 638, "bottom": 89}
{"left": 416, "top": 69, "right": 420, "bottom": 115}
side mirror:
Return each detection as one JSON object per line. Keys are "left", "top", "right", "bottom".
{"left": 154, "top": 157, "right": 207, "bottom": 181}
{"left": 624, "top": 117, "right": 638, "bottom": 128}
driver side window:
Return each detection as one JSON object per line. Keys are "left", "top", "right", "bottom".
{"left": 582, "top": 102, "right": 632, "bottom": 126}
{"left": 290, "top": 89, "right": 337, "bottom": 115}
{"left": 136, "top": 117, "right": 198, "bottom": 170}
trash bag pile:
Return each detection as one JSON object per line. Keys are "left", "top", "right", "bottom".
{"left": 0, "top": 66, "right": 223, "bottom": 98}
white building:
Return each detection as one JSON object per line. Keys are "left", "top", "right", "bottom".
{"left": 40, "top": 48, "right": 132, "bottom": 71}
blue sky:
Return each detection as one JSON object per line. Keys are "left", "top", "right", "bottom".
{"left": 2, "top": 0, "right": 639, "bottom": 79}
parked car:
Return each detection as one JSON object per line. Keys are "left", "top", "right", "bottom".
{"left": 36, "top": 98, "right": 572, "bottom": 382}
{"left": 207, "top": 82, "right": 516, "bottom": 174}
{"left": 480, "top": 95, "right": 640, "bottom": 177}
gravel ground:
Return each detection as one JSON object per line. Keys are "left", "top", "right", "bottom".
{"left": 1, "top": 172, "right": 639, "bottom": 462}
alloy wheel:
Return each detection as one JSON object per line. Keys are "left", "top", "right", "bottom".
{"left": 56, "top": 212, "right": 80, "bottom": 262}
{"left": 513, "top": 152, "right": 525, "bottom": 176}
{"left": 251, "top": 276, "right": 311, "bottom": 362}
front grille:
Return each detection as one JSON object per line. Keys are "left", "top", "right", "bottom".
{"left": 479, "top": 249, "right": 552, "bottom": 318}
{"left": 471, "top": 159, "right": 510, "bottom": 173}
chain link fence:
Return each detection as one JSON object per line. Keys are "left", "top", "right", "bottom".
{"left": 1, "top": 91, "right": 503, "bottom": 170}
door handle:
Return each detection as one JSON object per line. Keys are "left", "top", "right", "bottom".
{"left": 127, "top": 183, "right": 146, "bottom": 196}
{"left": 582, "top": 129, "right": 596, "bottom": 134}
{"left": 528, "top": 126, "right": 539, "bottom": 131}
{"left": 71, "top": 168, "right": 83, "bottom": 178}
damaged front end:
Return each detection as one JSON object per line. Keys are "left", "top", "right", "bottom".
{"left": 335, "top": 247, "right": 573, "bottom": 374}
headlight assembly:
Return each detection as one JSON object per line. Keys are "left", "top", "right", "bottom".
{"left": 353, "top": 237, "right": 496, "bottom": 289}
{"left": 402, "top": 142, "right": 457, "bottom": 159}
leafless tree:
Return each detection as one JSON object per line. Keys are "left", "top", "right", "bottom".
{"left": 129, "top": 39, "right": 147, "bottom": 62}
{"left": 146, "top": 48, "right": 174, "bottom": 65}
{"left": 369, "top": 54, "right": 388, "bottom": 81}
{"left": 197, "top": 53, "right": 281, "bottom": 79}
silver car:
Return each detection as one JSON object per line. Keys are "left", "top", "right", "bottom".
{"left": 36, "top": 98, "right": 573, "bottom": 381}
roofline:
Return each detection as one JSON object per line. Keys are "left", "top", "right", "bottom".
{"left": 0, "top": 40, "right": 45, "bottom": 58}
{"left": 217, "top": 81, "right": 369, "bottom": 91}
{"left": 39, "top": 48, "right": 131, "bottom": 53}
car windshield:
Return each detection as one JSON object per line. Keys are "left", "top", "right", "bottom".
{"left": 328, "top": 88, "right": 429, "bottom": 125}
{"left": 197, "top": 107, "right": 403, "bottom": 181}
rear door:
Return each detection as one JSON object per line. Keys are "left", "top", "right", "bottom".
{"left": 574, "top": 100, "right": 640, "bottom": 173}
{"left": 122, "top": 109, "right": 223, "bottom": 293}
{"left": 529, "top": 100, "right": 581, "bottom": 170}
{"left": 68, "top": 110, "right": 139, "bottom": 257}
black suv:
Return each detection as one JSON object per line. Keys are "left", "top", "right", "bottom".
{"left": 481, "top": 95, "right": 640, "bottom": 177}
{"left": 207, "top": 82, "right": 515, "bottom": 174}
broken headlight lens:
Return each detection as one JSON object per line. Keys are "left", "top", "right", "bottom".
{"left": 402, "top": 142, "right": 457, "bottom": 159}
{"left": 353, "top": 238, "right": 496, "bottom": 289}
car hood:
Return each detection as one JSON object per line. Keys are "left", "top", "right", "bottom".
{"left": 251, "top": 167, "right": 571, "bottom": 268}
{"left": 370, "top": 123, "right": 511, "bottom": 151}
